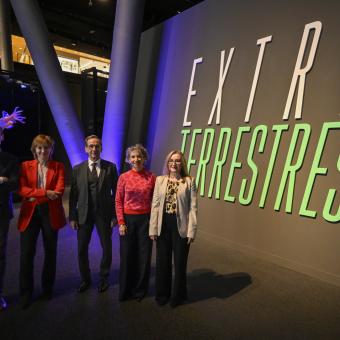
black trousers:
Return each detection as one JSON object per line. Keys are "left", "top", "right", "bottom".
{"left": 0, "top": 212, "right": 10, "bottom": 295}
{"left": 77, "top": 214, "right": 112, "bottom": 282}
{"left": 119, "top": 214, "right": 152, "bottom": 300}
{"left": 155, "top": 213, "right": 190, "bottom": 302}
{"left": 20, "top": 204, "right": 58, "bottom": 296}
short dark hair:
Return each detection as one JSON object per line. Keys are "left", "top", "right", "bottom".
{"left": 85, "top": 135, "right": 102, "bottom": 147}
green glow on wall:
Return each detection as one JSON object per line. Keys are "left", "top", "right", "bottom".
{"left": 208, "top": 127, "right": 232, "bottom": 199}
{"left": 187, "top": 128, "right": 202, "bottom": 173}
{"left": 181, "top": 129, "right": 191, "bottom": 153}
{"left": 196, "top": 128, "right": 215, "bottom": 196}
{"left": 239, "top": 125, "right": 268, "bottom": 206}
{"left": 224, "top": 126, "right": 251, "bottom": 202}
{"left": 259, "top": 124, "right": 289, "bottom": 208}
{"left": 274, "top": 123, "right": 311, "bottom": 213}
{"left": 180, "top": 121, "right": 338, "bottom": 223}
{"left": 299, "top": 121, "right": 340, "bottom": 222}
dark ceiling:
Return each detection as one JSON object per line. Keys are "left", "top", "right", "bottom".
{"left": 11, "top": 0, "right": 204, "bottom": 58}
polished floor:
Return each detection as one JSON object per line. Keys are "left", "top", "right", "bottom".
{"left": 1, "top": 201, "right": 340, "bottom": 340}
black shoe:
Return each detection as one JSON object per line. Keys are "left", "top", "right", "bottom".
{"left": 97, "top": 279, "right": 109, "bottom": 293}
{"left": 156, "top": 297, "right": 168, "bottom": 306}
{"left": 39, "top": 290, "right": 53, "bottom": 301}
{"left": 119, "top": 293, "right": 132, "bottom": 302}
{"left": 170, "top": 299, "right": 182, "bottom": 309}
{"left": 20, "top": 294, "right": 32, "bottom": 310}
{"left": 0, "top": 296, "right": 8, "bottom": 311}
{"left": 135, "top": 295, "right": 144, "bottom": 302}
{"left": 77, "top": 281, "right": 91, "bottom": 293}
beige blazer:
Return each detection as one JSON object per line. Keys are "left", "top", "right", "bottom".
{"left": 149, "top": 175, "right": 198, "bottom": 239}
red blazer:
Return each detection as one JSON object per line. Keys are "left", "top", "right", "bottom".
{"left": 17, "top": 160, "right": 66, "bottom": 232}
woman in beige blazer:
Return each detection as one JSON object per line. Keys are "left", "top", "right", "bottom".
{"left": 149, "top": 150, "right": 197, "bottom": 308}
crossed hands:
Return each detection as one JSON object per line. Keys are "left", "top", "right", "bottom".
{"left": 46, "top": 190, "right": 61, "bottom": 200}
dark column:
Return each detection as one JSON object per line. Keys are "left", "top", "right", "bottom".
{"left": 101, "top": 0, "right": 145, "bottom": 170}
{"left": 0, "top": 0, "right": 14, "bottom": 71}
{"left": 10, "top": 0, "right": 85, "bottom": 166}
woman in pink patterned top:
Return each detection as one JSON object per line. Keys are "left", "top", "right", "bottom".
{"left": 115, "top": 144, "right": 156, "bottom": 301}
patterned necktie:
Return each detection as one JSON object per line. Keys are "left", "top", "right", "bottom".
{"left": 91, "top": 162, "right": 98, "bottom": 178}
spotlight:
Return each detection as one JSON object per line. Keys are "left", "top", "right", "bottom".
{"left": 20, "top": 84, "right": 28, "bottom": 89}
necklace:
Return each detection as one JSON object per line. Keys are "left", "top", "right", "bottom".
{"left": 169, "top": 174, "right": 181, "bottom": 181}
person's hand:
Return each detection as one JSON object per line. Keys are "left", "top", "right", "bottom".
{"left": 0, "top": 176, "right": 8, "bottom": 184}
{"left": 111, "top": 218, "right": 118, "bottom": 228}
{"left": 150, "top": 235, "right": 157, "bottom": 241}
{"left": 119, "top": 224, "right": 127, "bottom": 236}
{"left": 187, "top": 237, "right": 194, "bottom": 244}
{"left": 70, "top": 220, "right": 79, "bottom": 230}
{"left": 46, "top": 190, "right": 61, "bottom": 200}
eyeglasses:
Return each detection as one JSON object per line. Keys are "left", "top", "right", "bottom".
{"left": 168, "top": 160, "right": 181, "bottom": 164}
{"left": 87, "top": 144, "right": 101, "bottom": 149}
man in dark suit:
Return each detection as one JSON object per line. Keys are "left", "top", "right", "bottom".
{"left": 69, "top": 135, "right": 118, "bottom": 293}
{"left": 0, "top": 128, "right": 19, "bottom": 310}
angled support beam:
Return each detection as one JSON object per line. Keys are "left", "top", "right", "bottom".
{"left": 102, "top": 0, "right": 145, "bottom": 170}
{"left": 10, "top": 0, "right": 85, "bottom": 166}
{"left": 0, "top": 0, "right": 14, "bottom": 71}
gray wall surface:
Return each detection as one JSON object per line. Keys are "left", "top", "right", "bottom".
{"left": 133, "top": 0, "right": 340, "bottom": 285}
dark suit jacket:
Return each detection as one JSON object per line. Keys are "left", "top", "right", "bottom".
{"left": 0, "top": 151, "right": 19, "bottom": 219}
{"left": 17, "top": 160, "right": 66, "bottom": 232}
{"left": 69, "top": 159, "right": 118, "bottom": 225}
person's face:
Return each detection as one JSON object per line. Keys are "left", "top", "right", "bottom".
{"left": 85, "top": 137, "right": 102, "bottom": 161}
{"left": 129, "top": 150, "right": 145, "bottom": 171}
{"left": 168, "top": 153, "right": 182, "bottom": 176}
{"left": 35, "top": 144, "right": 52, "bottom": 163}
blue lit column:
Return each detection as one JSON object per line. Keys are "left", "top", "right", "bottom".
{"left": 10, "top": 0, "right": 85, "bottom": 166}
{"left": 101, "top": 0, "right": 145, "bottom": 170}
{"left": 0, "top": 0, "right": 13, "bottom": 71}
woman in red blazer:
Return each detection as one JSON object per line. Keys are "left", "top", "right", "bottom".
{"left": 18, "top": 134, "right": 66, "bottom": 309}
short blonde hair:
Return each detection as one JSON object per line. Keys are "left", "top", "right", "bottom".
{"left": 31, "top": 134, "right": 55, "bottom": 159}
{"left": 125, "top": 144, "right": 148, "bottom": 162}
{"left": 163, "top": 150, "right": 189, "bottom": 178}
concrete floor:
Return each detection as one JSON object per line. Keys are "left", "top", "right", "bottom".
{"left": 1, "top": 202, "right": 340, "bottom": 340}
